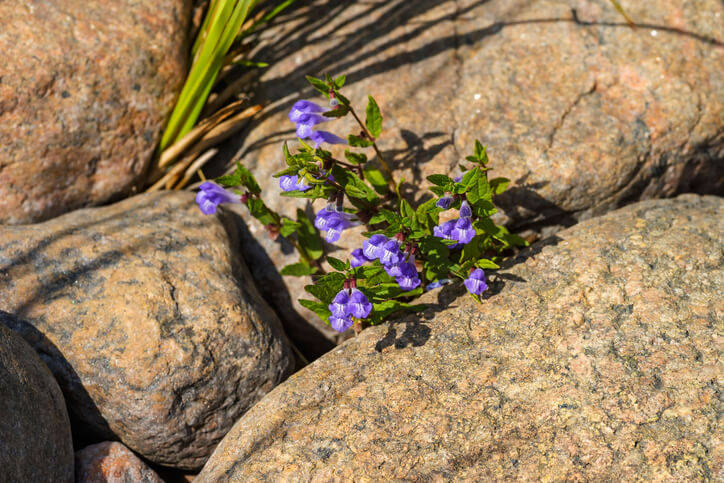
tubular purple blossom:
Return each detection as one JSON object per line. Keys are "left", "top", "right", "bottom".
{"left": 308, "top": 130, "right": 347, "bottom": 148}
{"left": 379, "top": 239, "right": 401, "bottom": 265}
{"left": 464, "top": 268, "right": 488, "bottom": 295}
{"left": 362, "top": 234, "right": 388, "bottom": 260}
{"left": 279, "top": 175, "right": 312, "bottom": 192}
{"left": 436, "top": 196, "right": 453, "bottom": 210}
{"left": 288, "top": 100, "right": 325, "bottom": 123}
{"left": 451, "top": 217, "right": 475, "bottom": 245}
{"left": 459, "top": 200, "right": 472, "bottom": 218}
{"left": 195, "top": 181, "right": 241, "bottom": 215}
{"left": 315, "top": 206, "right": 358, "bottom": 243}
{"left": 351, "top": 248, "right": 370, "bottom": 268}
{"left": 329, "top": 290, "right": 350, "bottom": 318}
{"left": 347, "top": 289, "right": 372, "bottom": 318}
{"left": 329, "top": 315, "right": 353, "bottom": 332}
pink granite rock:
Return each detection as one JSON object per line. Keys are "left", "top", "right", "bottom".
{"left": 75, "top": 442, "right": 162, "bottom": 483}
{"left": 0, "top": 0, "right": 192, "bottom": 224}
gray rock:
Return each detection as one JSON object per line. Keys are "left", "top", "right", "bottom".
{"left": 0, "top": 191, "right": 294, "bottom": 470}
{"left": 0, "top": 322, "right": 74, "bottom": 482}
{"left": 197, "top": 194, "right": 723, "bottom": 481}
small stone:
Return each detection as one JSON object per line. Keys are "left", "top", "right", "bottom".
{"left": 75, "top": 442, "right": 162, "bottom": 483}
{"left": 196, "top": 195, "right": 723, "bottom": 481}
{"left": 0, "top": 323, "right": 74, "bottom": 482}
{"left": 0, "top": 191, "right": 294, "bottom": 470}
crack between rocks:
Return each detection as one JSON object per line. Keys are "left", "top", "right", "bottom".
{"left": 546, "top": 80, "right": 598, "bottom": 150}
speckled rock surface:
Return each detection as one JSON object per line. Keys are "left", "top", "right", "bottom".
{"left": 0, "top": 0, "right": 192, "bottom": 224}
{"left": 0, "top": 191, "right": 294, "bottom": 470}
{"left": 227, "top": 0, "right": 724, "bottom": 338}
{"left": 75, "top": 442, "right": 162, "bottom": 483}
{"left": 197, "top": 194, "right": 723, "bottom": 481}
{"left": 0, "top": 323, "right": 74, "bottom": 482}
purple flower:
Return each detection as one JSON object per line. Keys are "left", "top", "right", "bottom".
{"left": 436, "top": 196, "right": 453, "bottom": 210}
{"left": 347, "top": 289, "right": 372, "bottom": 318}
{"left": 433, "top": 219, "right": 456, "bottom": 240}
{"left": 362, "top": 234, "right": 388, "bottom": 260}
{"left": 327, "top": 288, "right": 372, "bottom": 331}
{"left": 328, "top": 290, "right": 350, "bottom": 318}
{"left": 464, "top": 268, "right": 488, "bottom": 295}
{"left": 288, "top": 100, "right": 325, "bottom": 123}
{"left": 451, "top": 217, "right": 475, "bottom": 244}
{"left": 279, "top": 175, "right": 312, "bottom": 192}
{"left": 308, "top": 130, "right": 347, "bottom": 148}
{"left": 454, "top": 175, "right": 463, "bottom": 183}
{"left": 459, "top": 200, "right": 472, "bottom": 218}
{"left": 314, "top": 206, "right": 358, "bottom": 243}
{"left": 195, "top": 181, "right": 240, "bottom": 215}
{"left": 329, "top": 315, "right": 353, "bottom": 332}
{"left": 396, "top": 258, "right": 421, "bottom": 290}
{"left": 351, "top": 248, "right": 369, "bottom": 268}
{"left": 426, "top": 278, "right": 451, "bottom": 291}
{"left": 379, "top": 239, "right": 401, "bottom": 265}
{"left": 384, "top": 258, "right": 405, "bottom": 277}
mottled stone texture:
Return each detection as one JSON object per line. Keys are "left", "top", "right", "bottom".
{"left": 197, "top": 195, "right": 723, "bottom": 481}
{"left": 228, "top": 0, "right": 724, "bottom": 338}
{"left": 76, "top": 442, "right": 162, "bottom": 483}
{"left": 0, "top": 0, "right": 192, "bottom": 224}
{"left": 0, "top": 323, "right": 74, "bottom": 482}
{"left": 0, "top": 192, "right": 294, "bottom": 470}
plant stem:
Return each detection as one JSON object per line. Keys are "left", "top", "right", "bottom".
{"left": 348, "top": 106, "right": 397, "bottom": 193}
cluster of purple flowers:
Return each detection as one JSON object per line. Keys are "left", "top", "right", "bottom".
{"left": 351, "top": 234, "right": 421, "bottom": 290}
{"left": 314, "top": 204, "right": 359, "bottom": 243}
{"left": 279, "top": 174, "right": 311, "bottom": 192}
{"left": 433, "top": 200, "right": 475, "bottom": 247}
{"left": 288, "top": 100, "right": 346, "bottom": 148}
{"left": 328, "top": 287, "right": 372, "bottom": 332}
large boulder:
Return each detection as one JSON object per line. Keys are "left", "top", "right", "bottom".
{"left": 227, "top": 0, "right": 724, "bottom": 339}
{"left": 0, "top": 0, "right": 192, "bottom": 224}
{"left": 197, "top": 194, "right": 723, "bottom": 481}
{"left": 0, "top": 191, "right": 294, "bottom": 470}
{"left": 0, "top": 322, "right": 74, "bottom": 482}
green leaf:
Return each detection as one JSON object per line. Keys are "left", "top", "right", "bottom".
{"left": 419, "top": 236, "right": 450, "bottom": 263}
{"left": 427, "top": 174, "right": 453, "bottom": 186}
{"left": 306, "top": 75, "right": 329, "bottom": 95}
{"left": 345, "top": 150, "right": 368, "bottom": 164}
{"left": 326, "top": 256, "right": 348, "bottom": 271}
{"left": 304, "top": 272, "right": 345, "bottom": 303}
{"left": 215, "top": 173, "right": 241, "bottom": 187}
{"left": 331, "top": 165, "right": 380, "bottom": 204}
{"left": 490, "top": 177, "right": 510, "bottom": 195}
{"left": 348, "top": 134, "right": 374, "bottom": 147}
{"left": 429, "top": 186, "right": 446, "bottom": 197}
{"left": 280, "top": 217, "right": 301, "bottom": 237}
{"left": 369, "top": 300, "right": 426, "bottom": 324}
{"left": 298, "top": 299, "right": 331, "bottom": 320}
{"left": 280, "top": 262, "right": 315, "bottom": 276}
{"left": 474, "top": 140, "right": 484, "bottom": 159}
{"left": 334, "top": 75, "right": 347, "bottom": 88}
{"left": 247, "top": 199, "right": 276, "bottom": 225}
{"left": 296, "top": 209, "right": 323, "bottom": 260}
{"left": 476, "top": 259, "right": 500, "bottom": 269}
{"left": 365, "top": 96, "right": 383, "bottom": 138}
{"left": 363, "top": 166, "right": 388, "bottom": 195}
{"left": 231, "top": 59, "right": 269, "bottom": 68}
{"left": 323, "top": 106, "right": 350, "bottom": 118}
{"left": 235, "top": 162, "right": 261, "bottom": 195}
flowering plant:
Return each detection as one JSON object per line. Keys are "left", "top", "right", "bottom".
{"left": 196, "top": 74, "right": 526, "bottom": 333}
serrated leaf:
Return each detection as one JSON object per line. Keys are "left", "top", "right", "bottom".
{"left": 326, "top": 256, "right": 347, "bottom": 271}
{"left": 345, "top": 150, "right": 368, "bottom": 164}
{"left": 323, "top": 106, "right": 350, "bottom": 118}
{"left": 215, "top": 173, "right": 241, "bottom": 187}
{"left": 306, "top": 75, "right": 329, "bottom": 94}
{"left": 474, "top": 140, "right": 484, "bottom": 159}
{"left": 279, "top": 218, "right": 301, "bottom": 237}
{"left": 365, "top": 96, "right": 382, "bottom": 138}
{"left": 429, "top": 186, "right": 446, "bottom": 197}
{"left": 235, "top": 162, "right": 261, "bottom": 195}
{"left": 247, "top": 199, "right": 276, "bottom": 225}
{"left": 427, "top": 174, "right": 453, "bottom": 186}
{"left": 419, "top": 236, "right": 450, "bottom": 263}
{"left": 280, "top": 262, "right": 315, "bottom": 276}
{"left": 363, "top": 166, "right": 388, "bottom": 195}
{"left": 296, "top": 209, "right": 323, "bottom": 260}
{"left": 476, "top": 259, "right": 500, "bottom": 269}
{"left": 298, "top": 299, "right": 331, "bottom": 320}
{"left": 331, "top": 165, "right": 380, "bottom": 204}
{"left": 334, "top": 75, "right": 346, "bottom": 88}
{"left": 490, "top": 177, "right": 510, "bottom": 195}
{"left": 348, "top": 134, "right": 374, "bottom": 148}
